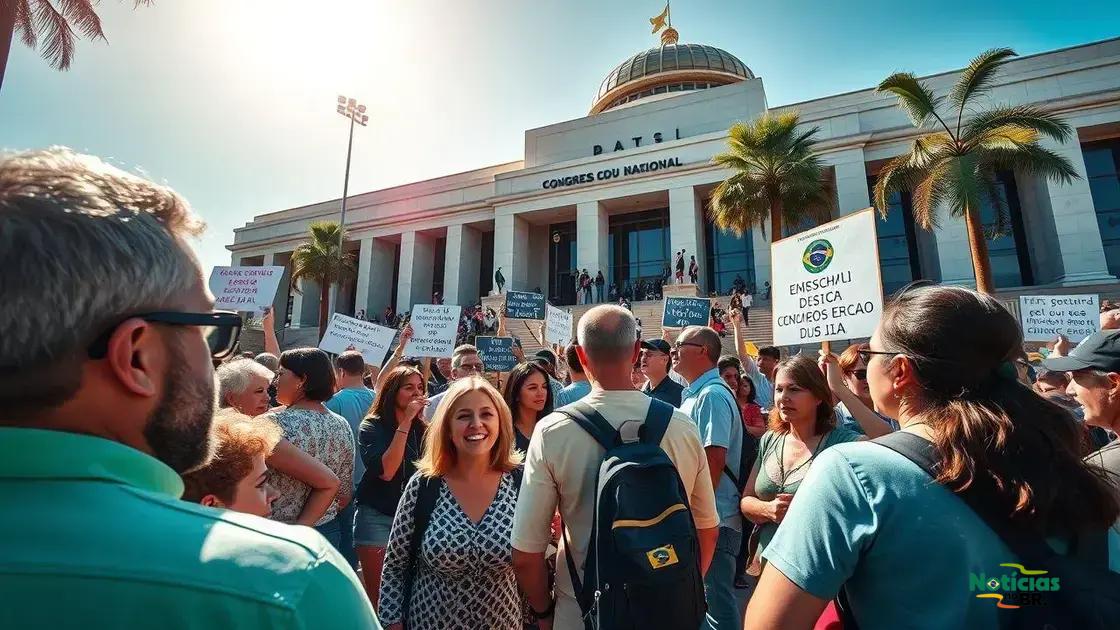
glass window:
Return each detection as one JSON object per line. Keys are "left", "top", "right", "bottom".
{"left": 1084, "top": 140, "right": 1120, "bottom": 277}
{"left": 607, "top": 209, "right": 671, "bottom": 296}
{"left": 977, "top": 172, "right": 1032, "bottom": 288}
{"left": 705, "top": 215, "right": 756, "bottom": 296}
{"left": 548, "top": 222, "right": 578, "bottom": 306}
{"left": 705, "top": 48, "right": 722, "bottom": 70}
{"left": 867, "top": 177, "right": 923, "bottom": 295}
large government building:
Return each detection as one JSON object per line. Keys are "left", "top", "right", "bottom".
{"left": 229, "top": 33, "right": 1120, "bottom": 330}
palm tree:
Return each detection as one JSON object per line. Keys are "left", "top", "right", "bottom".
{"left": 874, "top": 48, "right": 1079, "bottom": 294}
{"left": 290, "top": 221, "right": 356, "bottom": 339}
{"left": 709, "top": 112, "right": 835, "bottom": 243}
{"left": 1, "top": 0, "right": 151, "bottom": 92}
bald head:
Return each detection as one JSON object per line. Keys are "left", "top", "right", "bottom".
{"left": 577, "top": 305, "right": 638, "bottom": 364}
{"left": 681, "top": 326, "right": 722, "bottom": 363}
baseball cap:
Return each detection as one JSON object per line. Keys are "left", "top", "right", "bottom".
{"left": 1041, "top": 329, "right": 1120, "bottom": 373}
{"left": 534, "top": 349, "right": 557, "bottom": 368}
{"left": 641, "top": 339, "right": 671, "bottom": 354}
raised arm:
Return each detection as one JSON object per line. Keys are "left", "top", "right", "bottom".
{"left": 818, "top": 351, "right": 891, "bottom": 439}
{"left": 267, "top": 438, "right": 340, "bottom": 527}
{"left": 261, "top": 307, "right": 281, "bottom": 357}
{"left": 376, "top": 325, "right": 414, "bottom": 393}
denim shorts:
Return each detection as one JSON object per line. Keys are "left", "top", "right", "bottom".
{"left": 353, "top": 504, "right": 395, "bottom": 547}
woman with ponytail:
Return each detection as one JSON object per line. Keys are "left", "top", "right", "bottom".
{"left": 745, "top": 285, "right": 1120, "bottom": 629}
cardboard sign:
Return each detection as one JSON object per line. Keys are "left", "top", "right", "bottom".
{"left": 771, "top": 208, "right": 883, "bottom": 347}
{"left": 476, "top": 336, "right": 518, "bottom": 372}
{"left": 545, "top": 303, "right": 573, "bottom": 346}
{"left": 662, "top": 297, "right": 711, "bottom": 328}
{"left": 208, "top": 266, "right": 285, "bottom": 312}
{"left": 405, "top": 304, "right": 460, "bottom": 357}
{"left": 506, "top": 291, "right": 546, "bottom": 320}
{"left": 1019, "top": 294, "right": 1099, "bottom": 342}
{"left": 319, "top": 313, "right": 397, "bottom": 367}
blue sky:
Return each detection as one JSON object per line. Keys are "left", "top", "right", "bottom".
{"left": 1, "top": 0, "right": 1117, "bottom": 272}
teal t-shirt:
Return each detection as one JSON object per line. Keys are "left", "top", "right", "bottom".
{"left": 762, "top": 441, "right": 1120, "bottom": 629}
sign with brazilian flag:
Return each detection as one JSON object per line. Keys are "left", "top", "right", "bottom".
{"left": 770, "top": 208, "right": 883, "bottom": 347}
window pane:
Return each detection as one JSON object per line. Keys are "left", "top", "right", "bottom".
{"left": 1083, "top": 147, "right": 1117, "bottom": 178}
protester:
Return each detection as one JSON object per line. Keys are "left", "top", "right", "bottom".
{"left": 355, "top": 365, "right": 429, "bottom": 607}
{"left": 675, "top": 249, "right": 685, "bottom": 283}
{"left": 729, "top": 310, "right": 774, "bottom": 410}
{"left": 379, "top": 377, "right": 524, "bottom": 629}
{"left": 737, "top": 372, "right": 767, "bottom": 439}
{"left": 266, "top": 349, "right": 355, "bottom": 550}
{"left": 512, "top": 305, "right": 720, "bottom": 629}
{"left": 688, "top": 255, "right": 699, "bottom": 284}
{"left": 216, "top": 357, "right": 274, "bottom": 417}
{"left": 181, "top": 409, "right": 282, "bottom": 516}
{"left": 746, "top": 285, "right": 1120, "bottom": 629}
{"left": 1042, "top": 329, "right": 1120, "bottom": 484}
{"left": 818, "top": 343, "right": 898, "bottom": 438}
{"left": 639, "top": 338, "right": 684, "bottom": 407}
{"left": 531, "top": 347, "right": 567, "bottom": 403}
{"left": 556, "top": 344, "right": 592, "bottom": 406}
{"left": 0, "top": 147, "right": 374, "bottom": 626}
{"left": 503, "top": 361, "right": 554, "bottom": 452}
{"left": 742, "top": 290, "right": 753, "bottom": 324}
{"left": 425, "top": 344, "right": 486, "bottom": 420}
{"left": 324, "top": 350, "right": 377, "bottom": 566}
{"left": 672, "top": 325, "right": 746, "bottom": 630}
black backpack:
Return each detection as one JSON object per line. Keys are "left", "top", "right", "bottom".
{"left": 556, "top": 399, "right": 706, "bottom": 630}
{"left": 842, "top": 431, "right": 1120, "bottom": 630}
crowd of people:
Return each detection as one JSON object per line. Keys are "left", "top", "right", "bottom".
{"left": 3, "top": 147, "right": 1119, "bottom": 630}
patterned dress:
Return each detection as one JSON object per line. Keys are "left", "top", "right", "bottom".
{"left": 379, "top": 472, "right": 521, "bottom": 630}
{"left": 266, "top": 407, "right": 355, "bottom": 526}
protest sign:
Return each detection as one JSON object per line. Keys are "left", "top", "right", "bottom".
{"left": 1019, "top": 294, "right": 1099, "bottom": 342}
{"left": 319, "top": 313, "right": 397, "bottom": 367}
{"left": 405, "top": 304, "right": 460, "bottom": 357}
{"left": 208, "top": 266, "right": 285, "bottom": 312}
{"left": 770, "top": 208, "right": 883, "bottom": 347}
{"left": 476, "top": 336, "right": 518, "bottom": 372}
{"left": 662, "top": 297, "right": 711, "bottom": 328}
{"left": 506, "top": 291, "right": 546, "bottom": 320}
{"left": 545, "top": 304, "right": 573, "bottom": 346}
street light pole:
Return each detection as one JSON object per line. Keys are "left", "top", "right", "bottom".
{"left": 333, "top": 95, "right": 368, "bottom": 315}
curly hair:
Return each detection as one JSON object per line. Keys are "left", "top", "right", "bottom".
{"left": 181, "top": 409, "right": 282, "bottom": 504}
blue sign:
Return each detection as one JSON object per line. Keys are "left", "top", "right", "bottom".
{"left": 475, "top": 336, "right": 518, "bottom": 372}
{"left": 505, "top": 291, "right": 546, "bottom": 320}
{"left": 662, "top": 297, "right": 711, "bottom": 328}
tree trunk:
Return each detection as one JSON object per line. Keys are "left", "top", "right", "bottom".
{"left": 770, "top": 198, "right": 784, "bottom": 243}
{"left": 0, "top": 4, "right": 15, "bottom": 94}
{"left": 317, "top": 280, "right": 331, "bottom": 340}
{"left": 963, "top": 204, "right": 995, "bottom": 294}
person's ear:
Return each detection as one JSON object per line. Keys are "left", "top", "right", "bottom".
{"left": 104, "top": 318, "right": 161, "bottom": 398}
{"left": 199, "top": 494, "right": 226, "bottom": 509}
{"left": 890, "top": 356, "right": 919, "bottom": 394}
{"left": 629, "top": 339, "right": 642, "bottom": 365}
{"left": 1106, "top": 372, "right": 1120, "bottom": 397}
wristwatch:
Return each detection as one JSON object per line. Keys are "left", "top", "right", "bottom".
{"left": 530, "top": 599, "right": 555, "bottom": 621}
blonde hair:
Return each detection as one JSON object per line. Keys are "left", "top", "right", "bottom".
{"left": 416, "top": 376, "right": 522, "bottom": 478}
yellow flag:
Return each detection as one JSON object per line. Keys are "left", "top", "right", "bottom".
{"left": 650, "top": 4, "right": 669, "bottom": 33}
{"left": 743, "top": 341, "right": 760, "bottom": 359}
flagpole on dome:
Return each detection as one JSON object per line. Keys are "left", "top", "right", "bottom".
{"left": 650, "top": 2, "right": 679, "bottom": 46}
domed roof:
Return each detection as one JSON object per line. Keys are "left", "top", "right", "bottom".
{"left": 592, "top": 43, "right": 754, "bottom": 114}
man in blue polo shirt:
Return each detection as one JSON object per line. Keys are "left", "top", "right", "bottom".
{"left": 673, "top": 325, "right": 744, "bottom": 630}
{"left": 0, "top": 148, "right": 377, "bottom": 629}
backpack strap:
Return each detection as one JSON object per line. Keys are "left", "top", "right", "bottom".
{"left": 695, "top": 379, "right": 745, "bottom": 488}
{"left": 557, "top": 401, "right": 620, "bottom": 451}
{"left": 402, "top": 475, "right": 442, "bottom": 624}
{"left": 640, "top": 398, "right": 674, "bottom": 446}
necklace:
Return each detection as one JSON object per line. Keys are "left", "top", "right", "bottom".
{"left": 776, "top": 430, "right": 830, "bottom": 493}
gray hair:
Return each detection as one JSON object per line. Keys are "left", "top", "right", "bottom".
{"left": 451, "top": 344, "right": 479, "bottom": 369}
{"left": 254, "top": 352, "right": 280, "bottom": 371}
{"left": 682, "top": 326, "right": 722, "bottom": 363}
{"left": 577, "top": 305, "right": 637, "bottom": 363}
{"left": 216, "top": 359, "right": 275, "bottom": 407}
{"left": 0, "top": 147, "right": 205, "bottom": 414}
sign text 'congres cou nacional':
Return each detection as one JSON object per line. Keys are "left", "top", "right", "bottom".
{"left": 541, "top": 157, "right": 684, "bottom": 190}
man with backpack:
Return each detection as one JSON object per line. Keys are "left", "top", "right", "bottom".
{"left": 512, "top": 305, "right": 719, "bottom": 630}
{"left": 672, "top": 325, "right": 746, "bottom": 630}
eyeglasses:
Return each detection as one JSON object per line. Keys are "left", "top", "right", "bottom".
{"left": 857, "top": 349, "right": 900, "bottom": 365}
{"left": 459, "top": 363, "right": 484, "bottom": 373}
{"left": 87, "top": 311, "right": 243, "bottom": 360}
{"left": 673, "top": 341, "right": 704, "bottom": 351}
{"left": 851, "top": 369, "right": 868, "bottom": 381}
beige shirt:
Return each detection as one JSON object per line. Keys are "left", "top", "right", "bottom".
{"left": 511, "top": 389, "right": 718, "bottom": 629}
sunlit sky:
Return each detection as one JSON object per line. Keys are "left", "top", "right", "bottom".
{"left": 2, "top": 0, "right": 1118, "bottom": 272}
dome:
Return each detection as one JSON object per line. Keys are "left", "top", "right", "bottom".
{"left": 592, "top": 43, "right": 754, "bottom": 114}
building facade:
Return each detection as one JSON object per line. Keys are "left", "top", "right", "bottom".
{"left": 229, "top": 36, "right": 1120, "bottom": 329}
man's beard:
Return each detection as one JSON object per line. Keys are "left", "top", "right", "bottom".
{"left": 144, "top": 341, "right": 217, "bottom": 475}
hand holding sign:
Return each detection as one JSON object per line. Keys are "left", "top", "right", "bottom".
{"left": 505, "top": 291, "right": 546, "bottom": 320}
{"left": 405, "top": 304, "right": 460, "bottom": 357}
{"left": 319, "top": 314, "right": 397, "bottom": 367}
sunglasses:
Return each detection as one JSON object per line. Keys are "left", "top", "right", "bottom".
{"left": 87, "top": 311, "right": 243, "bottom": 360}
{"left": 857, "top": 349, "right": 899, "bottom": 365}
{"left": 851, "top": 369, "right": 868, "bottom": 381}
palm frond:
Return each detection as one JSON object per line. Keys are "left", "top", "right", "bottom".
{"left": 709, "top": 176, "right": 769, "bottom": 237}
{"left": 32, "top": 0, "right": 77, "bottom": 70}
{"left": 950, "top": 48, "right": 1017, "bottom": 110}
{"left": 289, "top": 220, "right": 356, "bottom": 291}
{"left": 979, "top": 171, "right": 1011, "bottom": 240}
{"left": 977, "top": 144, "right": 1080, "bottom": 186}
{"left": 909, "top": 160, "right": 952, "bottom": 230}
{"left": 877, "top": 72, "right": 943, "bottom": 128}
{"left": 941, "top": 153, "right": 985, "bottom": 218}
{"left": 13, "top": 0, "right": 37, "bottom": 47}
{"left": 969, "top": 124, "right": 1040, "bottom": 151}
{"left": 962, "top": 104, "right": 1073, "bottom": 145}
{"left": 58, "top": 0, "right": 105, "bottom": 40}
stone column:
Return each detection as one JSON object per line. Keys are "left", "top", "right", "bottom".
{"left": 829, "top": 148, "right": 872, "bottom": 215}
{"left": 493, "top": 213, "right": 529, "bottom": 294}
{"left": 444, "top": 224, "right": 482, "bottom": 306}
{"left": 397, "top": 231, "right": 436, "bottom": 314}
{"left": 576, "top": 201, "right": 608, "bottom": 285}
{"left": 669, "top": 185, "right": 707, "bottom": 293}
{"left": 353, "top": 237, "right": 396, "bottom": 318}
{"left": 752, "top": 227, "right": 772, "bottom": 301}
{"left": 1040, "top": 135, "right": 1114, "bottom": 284}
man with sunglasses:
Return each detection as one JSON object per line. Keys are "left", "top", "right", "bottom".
{"left": 0, "top": 148, "right": 378, "bottom": 628}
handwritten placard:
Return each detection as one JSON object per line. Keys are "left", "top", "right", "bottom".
{"left": 506, "top": 291, "right": 546, "bottom": 320}
{"left": 319, "top": 313, "right": 397, "bottom": 367}
{"left": 405, "top": 304, "right": 460, "bottom": 357}
{"left": 545, "top": 303, "right": 573, "bottom": 346}
{"left": 662, "top": 296, "right": 711, "bottom": 328}
{"left": 208, "top": 266, "right": 285, "bottom": 312}
{"left": 476, "top": 336, "right": 518, "bottom": 372}
{"left": 1019, "top": 294, "right": 1099, "bottom": 342}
